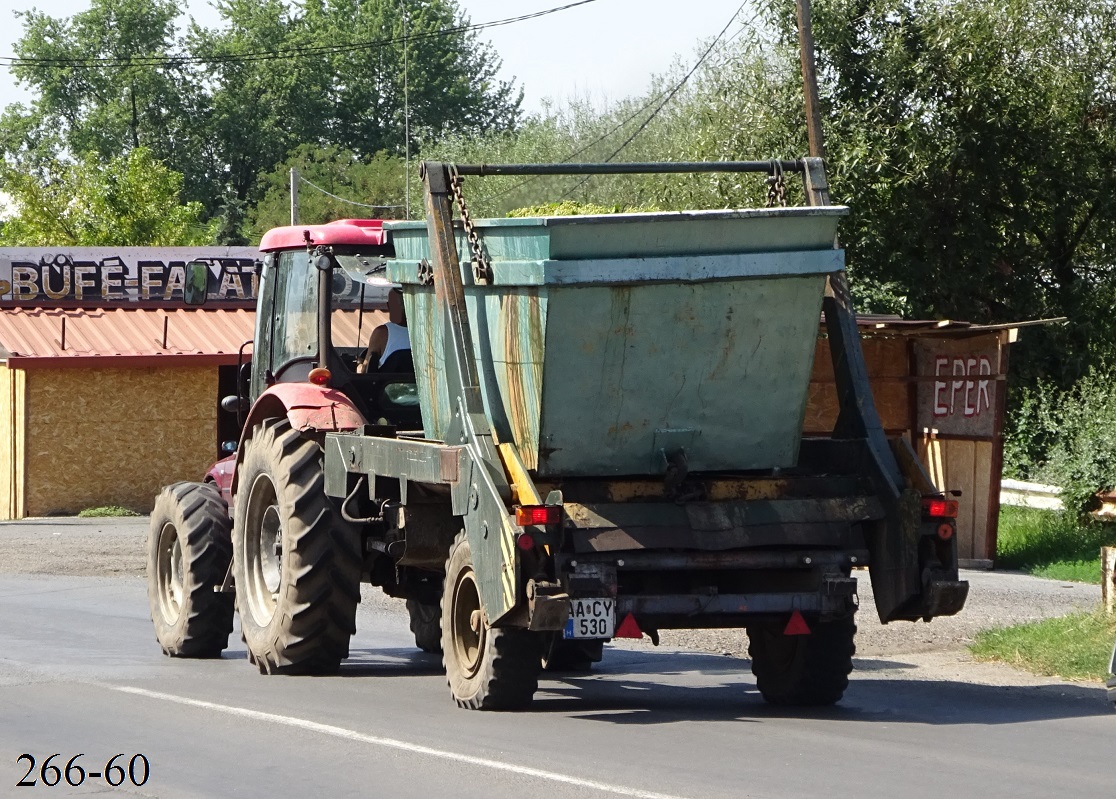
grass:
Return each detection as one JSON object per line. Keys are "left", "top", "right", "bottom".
{"left": 996, "top": 505, "right": 1115, "bottom": 584}
{"left": 969, "top": 505, "right": 1115, "bottom": 679}
{"left": 970, "top": 610, "right": 1116, "bottom": 681}
{"left": 77, "top": 505, "right": 141, "bottom": 518}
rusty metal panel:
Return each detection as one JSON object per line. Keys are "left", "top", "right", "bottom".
{"left": 386, "top": 208, "right": 844, "bottom": 475}
{"left": 537, "top": 275, "right": 827, "bottom": 475}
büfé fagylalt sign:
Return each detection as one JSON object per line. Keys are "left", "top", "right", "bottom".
{"left": 0, "top": 248, "right": 261, "bottom": 305}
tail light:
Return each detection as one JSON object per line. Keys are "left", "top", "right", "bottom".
{"left": 922, "top": 498, "right": 959, "bottom": 518}
{"left": 514, "top": 505, "right": 561, "bottom": 526}
{"left": 308, "top": 367, "right": 332, "bottom": 386}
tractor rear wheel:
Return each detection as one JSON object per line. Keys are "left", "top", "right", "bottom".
{"left": 747, "top": 614, "right": 856, "bottom": 706}
{"left": 407, "top": 598, "right": 443, "bottom": 654}
{"left": 441, "top": 531, "right": 540, "bottom": 710}
{"left": 233, "top": 418, "right": 361, "bottom": 674}
{"left": 146, "top": 482, "right": 234, "bottom": 658}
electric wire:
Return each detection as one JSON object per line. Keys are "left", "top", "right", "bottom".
{"left": 0, "top": 0, "right": 599, "bottom": 70}
{"left": 555, "top": 1, "right": 754, "bottom": 201}
{"left": 474, "top": 3, "right": 760, "bottom": 207}
{"left": 297, "top": 175, "right": 405, "bottom": 210}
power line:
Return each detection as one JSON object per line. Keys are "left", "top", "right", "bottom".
{"left": 298, "top": 175, "right": 405, "bottom": 210}
{"left": 475, "top": 5, "right": 761, "bottom": 207}
{"left": 0, "top": 0, "right": 599, "bottom": 70}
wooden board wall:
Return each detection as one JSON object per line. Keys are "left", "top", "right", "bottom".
{"left": 805, "top": 336, "right": 911, "bottom": 435}
{"left": 917, "top": 437, "right": 994, "bottom": 561}
{"left": 0, "top": 363, "right": 27, "bottom": 520}
{"left": 23, "top": 365, "right": 218, "bottom": 516}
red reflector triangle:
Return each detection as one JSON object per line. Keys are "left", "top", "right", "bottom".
{"left": 614, "top": 612, "right": 643, "bottom": 639}
{"left": 783, "top": 610, "right": 811, "bottom": 636}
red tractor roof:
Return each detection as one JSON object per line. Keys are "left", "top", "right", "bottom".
{"left": 258, "top": 219, "right": 389, "bottom": 251}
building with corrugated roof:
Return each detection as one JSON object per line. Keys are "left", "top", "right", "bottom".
{"left": 0, "top": 306, "right": 257, "bottom": 518}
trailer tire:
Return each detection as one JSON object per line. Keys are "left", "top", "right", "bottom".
{"left": 442, "top": 531, "right": 541, "bottom": 710}
{"left": 748, "top": 614, "right": 856, "bottom": 706}
{"left": 146, "top": 482, "right": 234, "bottom": 658}
{"left": 233, "top": 418, "right": 361, "bottom": 675}
{"left": 407, "top": 598, "right": 443, "bottom": 654}
{"left": 541, "top": 637, "right": 604, "bottom": 672}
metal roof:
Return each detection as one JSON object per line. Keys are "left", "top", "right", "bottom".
{"left": 0, "top": 307, "right": 255, "bottom": 368}
{"left": 0, "top": 306, "right": 389, "bottom": 369}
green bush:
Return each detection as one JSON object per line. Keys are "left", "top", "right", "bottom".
{"left": 77, "top": 506, "right": 141, "bottom": 518}
{"left": 1004, "top": 368, "right": 1116, "bottom": 517}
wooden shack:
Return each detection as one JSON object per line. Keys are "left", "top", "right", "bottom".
{"left": 806, "top": 317, "right": 1033, "bottom": 568}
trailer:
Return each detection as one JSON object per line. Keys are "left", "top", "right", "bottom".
{"left": 146, "top": 159, "right": 967, "bottom": 710}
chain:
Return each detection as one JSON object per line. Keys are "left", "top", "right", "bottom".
{"left": 448, "top": 166, "right": 492, "bottom": 284}
{"left": 766, "top": 159, "right": 787, "bottom": 208}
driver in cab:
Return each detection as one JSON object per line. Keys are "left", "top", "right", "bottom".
{"left": 357, "top": 287, "right": 410, "bottom": 373}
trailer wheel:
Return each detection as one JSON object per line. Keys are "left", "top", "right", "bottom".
{"left": 146, "top": 482, "right": 234, "bottom": 658}
{"left": 442, "top": 531, "right": 541, "bottom": 709}
{"left": 233, "top": 418, "right": 361, "bottom": 674}
{"left": 748, "top": 614, "right": 856, "bottom": 706}
{"left": 541, "top": 637, "right": 604, "bottom": 672}
{"left": 406, "top": 598, "right": 443, "bottom": 654}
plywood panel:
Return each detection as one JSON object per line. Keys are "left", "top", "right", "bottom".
{"left": 807, "top": 336, "right": 911, "bottom": 435}
{"left": 941, "top": 439, "right": 977, "bottom": 560}
{"left": 917, "top": 436, "right": 946, "bottom": 492}
{"left": 971, "top": 440, "right": 994, "bottom": 561}
{"left": 23, "top": 365, "right": 217, "bottom": 516}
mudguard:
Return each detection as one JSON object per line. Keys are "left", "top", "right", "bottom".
{"left": 231, "top": 383, "right": 367, "bottom": 493}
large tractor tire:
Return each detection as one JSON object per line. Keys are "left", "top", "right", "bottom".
{"left": 406, "top": 598, "right": 443, "bottom": 654}
{"left": 146, "top": 482, "right": 234, "bottom": 658}
{"left": 442, "top": 531, "right": 541, "bottom": 710}
{"left": 233, "top": 418, "right": 361, "bottom": 675}
{"left": 747, "top": 614, "right": 856, "bottom": 706}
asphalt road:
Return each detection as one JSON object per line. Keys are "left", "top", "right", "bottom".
{"left": 1, "top": 567, "right": 1112, "bottom": 799}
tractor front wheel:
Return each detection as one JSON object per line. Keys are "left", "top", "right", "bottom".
{"left": 233, "top": 418, "right": 362, "bottom": 674}
{"left": 146, "top": 482, "right": 234, "bottom": 658}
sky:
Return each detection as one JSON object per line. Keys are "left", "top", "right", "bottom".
{"left": 0, "top": 0, "right": 753, "bottom": 115}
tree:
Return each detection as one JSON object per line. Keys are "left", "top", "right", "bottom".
{"left": 0, "top": 148, "right": 215, "bottom": 246}
{"left": 2, "top": 0, "right": 522, "bottom": 215}
{"left": 4, "top": 0, "right": 215, "bottom": 207}
{"left": 247, "top": 145, "right": 407, "bottom": 237}
{"left": 760, "top": 0, "right": 1116, "bottom": 385}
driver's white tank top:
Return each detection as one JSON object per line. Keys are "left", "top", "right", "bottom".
{"left": 379, "top": 322, "right": 410, "bottom": 368}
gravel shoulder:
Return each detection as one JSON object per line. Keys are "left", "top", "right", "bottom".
{"left": 1, "top": 515, "right": 1105, "bottom": 687}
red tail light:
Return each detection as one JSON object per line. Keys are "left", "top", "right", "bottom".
{"left": 308, "top": 367, "right": 332, "bottom": 386}
{"left": 922, "top": 498, "right": 959, "bottom": 518}
{"left": 937, "top": 522, "right": 954, "bottom": 541}
{"left": 514, "top": 505, "right": 561, "bottom": 526}
{"left": 515, "top": 533, "right": 536, "bottom": 551}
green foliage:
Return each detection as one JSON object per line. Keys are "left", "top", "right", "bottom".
{"left": 506, "top": 201, "right": 658, "bottom": 217}
{"left": 996, "top": 506, "right": 1114, "bottom": 582}
{"left": 247, "top": 145, "right": 407, "bottom": 239}
{"left": 763, "top": 0, "right": 1116, "bottom": 379}
{"left": 0, "top": 148, "right": 215, "bottom": 246}
{"left": 78, "top": 505, "right": 141, "bottom": 518}
{"left": 970, "top": 609, "right": 1116, "bottom": 681}
{"left": 2, "top": 0, "right": 519, "bottom": 214}
{"left": 1004, "top": 369, "right": 1116, "bottom": 516}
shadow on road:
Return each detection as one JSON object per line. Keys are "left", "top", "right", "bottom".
{"left": 526, "top": 648, "right": 1112, "bottom": 726}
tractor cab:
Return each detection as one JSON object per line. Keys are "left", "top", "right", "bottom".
{"left": 190, "top": 218, "right": 421, "bottom": 433}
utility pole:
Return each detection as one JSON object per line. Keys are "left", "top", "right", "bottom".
{"left": 401, "top": 1, "right": 411, "bottom": 218}
{"left": 290, "top": 167, "right": 300, "bottom": 225}
{"left": 795, "top": 0, "right": 826, "bottom": 160}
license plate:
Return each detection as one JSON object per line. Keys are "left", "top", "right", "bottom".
{"left": 564, "top": 597, "right": 615, "bottom": 639}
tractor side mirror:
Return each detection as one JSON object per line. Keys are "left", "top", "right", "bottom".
{"left": 220, "top": 395, "right": 249, "bottom": 413}
{"left": 183, "top": 262, "right": 210, "bottom": 306}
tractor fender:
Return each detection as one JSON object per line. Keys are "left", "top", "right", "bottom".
{"left": 232, "top": 383, "right": 367, "bottom": 494}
